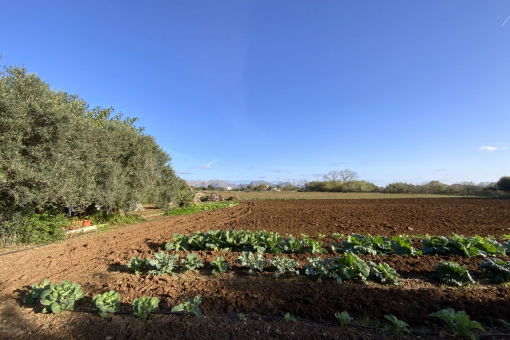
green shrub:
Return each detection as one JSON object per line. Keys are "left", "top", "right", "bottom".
{"left": 18, "top": 213, "right": 68, "bottom": 244}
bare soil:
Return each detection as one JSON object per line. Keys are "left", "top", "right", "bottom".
{"left": 1, "top": 198, "right": 510, "bottom": 339}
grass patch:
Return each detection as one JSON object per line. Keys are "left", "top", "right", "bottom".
{"left": 90, "top": 212, "right": 143, "bottom": 226}
{"left": 164, "top": 201, "right": 239, "bottom": 216}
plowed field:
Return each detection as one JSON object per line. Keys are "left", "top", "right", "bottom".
{"left": 1, "top": 198, "right": 510, "bottom": 339}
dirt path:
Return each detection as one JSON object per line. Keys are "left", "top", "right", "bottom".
{"left": 1, "top": 198, "right": 510, "bottom": 339}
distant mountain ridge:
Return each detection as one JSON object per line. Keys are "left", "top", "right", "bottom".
{"left": 187, "top": 179, "right": 285, "bottom": 188}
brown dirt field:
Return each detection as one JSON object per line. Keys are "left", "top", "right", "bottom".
{"left": 1, "top": 198, "right": 510, "bottom": 339}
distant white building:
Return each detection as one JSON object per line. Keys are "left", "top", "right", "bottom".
{"left": 226, "top": 187, "right": 232, "bottom": 191}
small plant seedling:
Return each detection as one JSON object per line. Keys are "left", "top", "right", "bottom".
{"left": 335, "top": 311, "right": 353, "bottom": 326}
{"left": 24, "top": 278, "right": 51, "bottom": 304}
{"left": 429, "top": 308, "right": 484, "bottom": 340}
{"left": 498, "top": 319, "right": 510, "bottom": 330}
{"left": 237, "top": 313, "right": 246, "bottom": 321}
{"left": 237, "top": 252, "right": 267, "bottom": 276}
{"left": 317, "top": 233, "right": 326, "bottom": 239}
{"left": 146, "top": 251, "right": 179, "bottom": 276}
{"left": 133, "top": 296, "right": 159, "bottom": 319}
{"left": 92, "top": 290, "right": 120, "bottom": 317}
{"left": 171, "top": 295, "right": 202, "bottom": 317}
{"left": 39, "top": 280, "right": 85, "bottom": 314}
{"left": 125, "top": 256, "right": 145, "bottom": 275}
{"left": 180, "top": 253, "right": 204, "bottom": 273}
{"left": 210, "top": 256, "right": 229, "bottom": 275}
{"left": 332, "top": 233, "right": 344, "bottom": 240}
{"left": 384, "top": 315, "right": 410, "bottom": 336}
{"left": 284, "top": 312, "right": 297, "bottom": 323}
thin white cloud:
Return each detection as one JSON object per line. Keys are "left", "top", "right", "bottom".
{"left": 199, "top": 159, "right": 218, "bottom": 169}
{"left": 176, "top": 171, "right": 191, "bottom": 175}
{"left": 502, "top": 14, "right": 510, "bottom": 26}
{"left": 479, "top": 146, "right": 498, "bottom": 152}
{"left": 274, "top": 169, "right": 285, "bottom": 172}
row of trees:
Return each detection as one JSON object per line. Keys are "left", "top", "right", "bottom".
{"left": 0, "top": 65, "right": 185, "bottom": 245}
{"left": 304, "top": 170, "right": 510, "bottom": 195}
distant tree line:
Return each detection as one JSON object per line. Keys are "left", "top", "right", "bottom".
{"left": 0, "top": 64, "right": 185, "bottom": 245}
{"left": 305, "top": 170, "right": 510, "bottom": 195}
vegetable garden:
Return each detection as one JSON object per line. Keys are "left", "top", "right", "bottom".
{"left": 1, "top": 198, "right": 510, "bottom": 339}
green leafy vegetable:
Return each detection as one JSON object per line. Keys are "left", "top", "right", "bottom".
{"left": 210, "top": 256, "right": 229, "bottom": 275}
{"left": 498, "top": 319, "right": 510, "bottom": 330}
{"left": 304, "top": 252, "right": 369, "bottom": 284}
{"left": 433, "top": 261, "right": 475, "bottom": 287}
{"left": 39, "top": 280, "right": 85, "bottom": 314}
{"left": 23, "top": 278, "right": 51, "bottom": 304}
{"left": 180, "top": 253, "right": 204, "bottom": 272}
{"left": 477, "top": 258, "right": 510, "bottom": 283}
{"left": 133, "top": 296, "right": 159, "bottom": 319}
{"left": 429, "top": 308, "right": 484, "bottom": 340}
{"left": 422, "top": 234, "right": 505, "bottom": 258}
{"left": 92, "top": 290, "right": 120, "bottom": 317}
{"left": 270, "top": 256, "right": 299, "bottom": 278}
{"left": 165, "top": 233, "right": 191, "bottom": 251}
{"left": 283, "top": 312, "right": 297, "bottom": 323}
{"left": 237, "top": 252, "right": 267, "bottom": 276}
{"left": 171, "top": 294, "right": 202, "bottom": 317}
{"left": 335, "top": 311, "right": 353, "bottom": 326}
{"left": 384, "top": 315, "right": 410, "bottom": 335}
{"left": 146, "top": 251, "right": 179, "bottom": 276}
{"left": 125, "top": 256, "right": 145, "bottom": 275}
{"left": 368, "top": 261, "right": 400, "bottom": 285}
{"left": 391, "top": 235, "right": 422, "bottom": 256}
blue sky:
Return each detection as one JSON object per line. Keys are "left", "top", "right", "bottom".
{"left": 1, "top": 0, "right": 509, "bottom": 186}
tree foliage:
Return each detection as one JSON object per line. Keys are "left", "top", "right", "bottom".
{"left": 0, "top": 65, "right": 182, "bottom": 245}
{"left": 497, "top": 176, "right": 510, "bottom": 192}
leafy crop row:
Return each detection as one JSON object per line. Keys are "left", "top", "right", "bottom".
{"left": 23, "top": 280, "right": 493, "bottom": 339}
{"left": 422, "top": 235, "right": 506, "bottom": 257}
{"left": 128, "top": 249, "right": 510, "bottom": 287}
{"left": 126, "top": 252, "right": 204, "bottom": 275}
{"left": 165, "top": 229, "right": 327, "bottom": 254}
{"left": 165, "top": 230, "right": 510, "bottom": 258}
{"left": 331, "top": 234, "right": 420, "bottom": 256}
